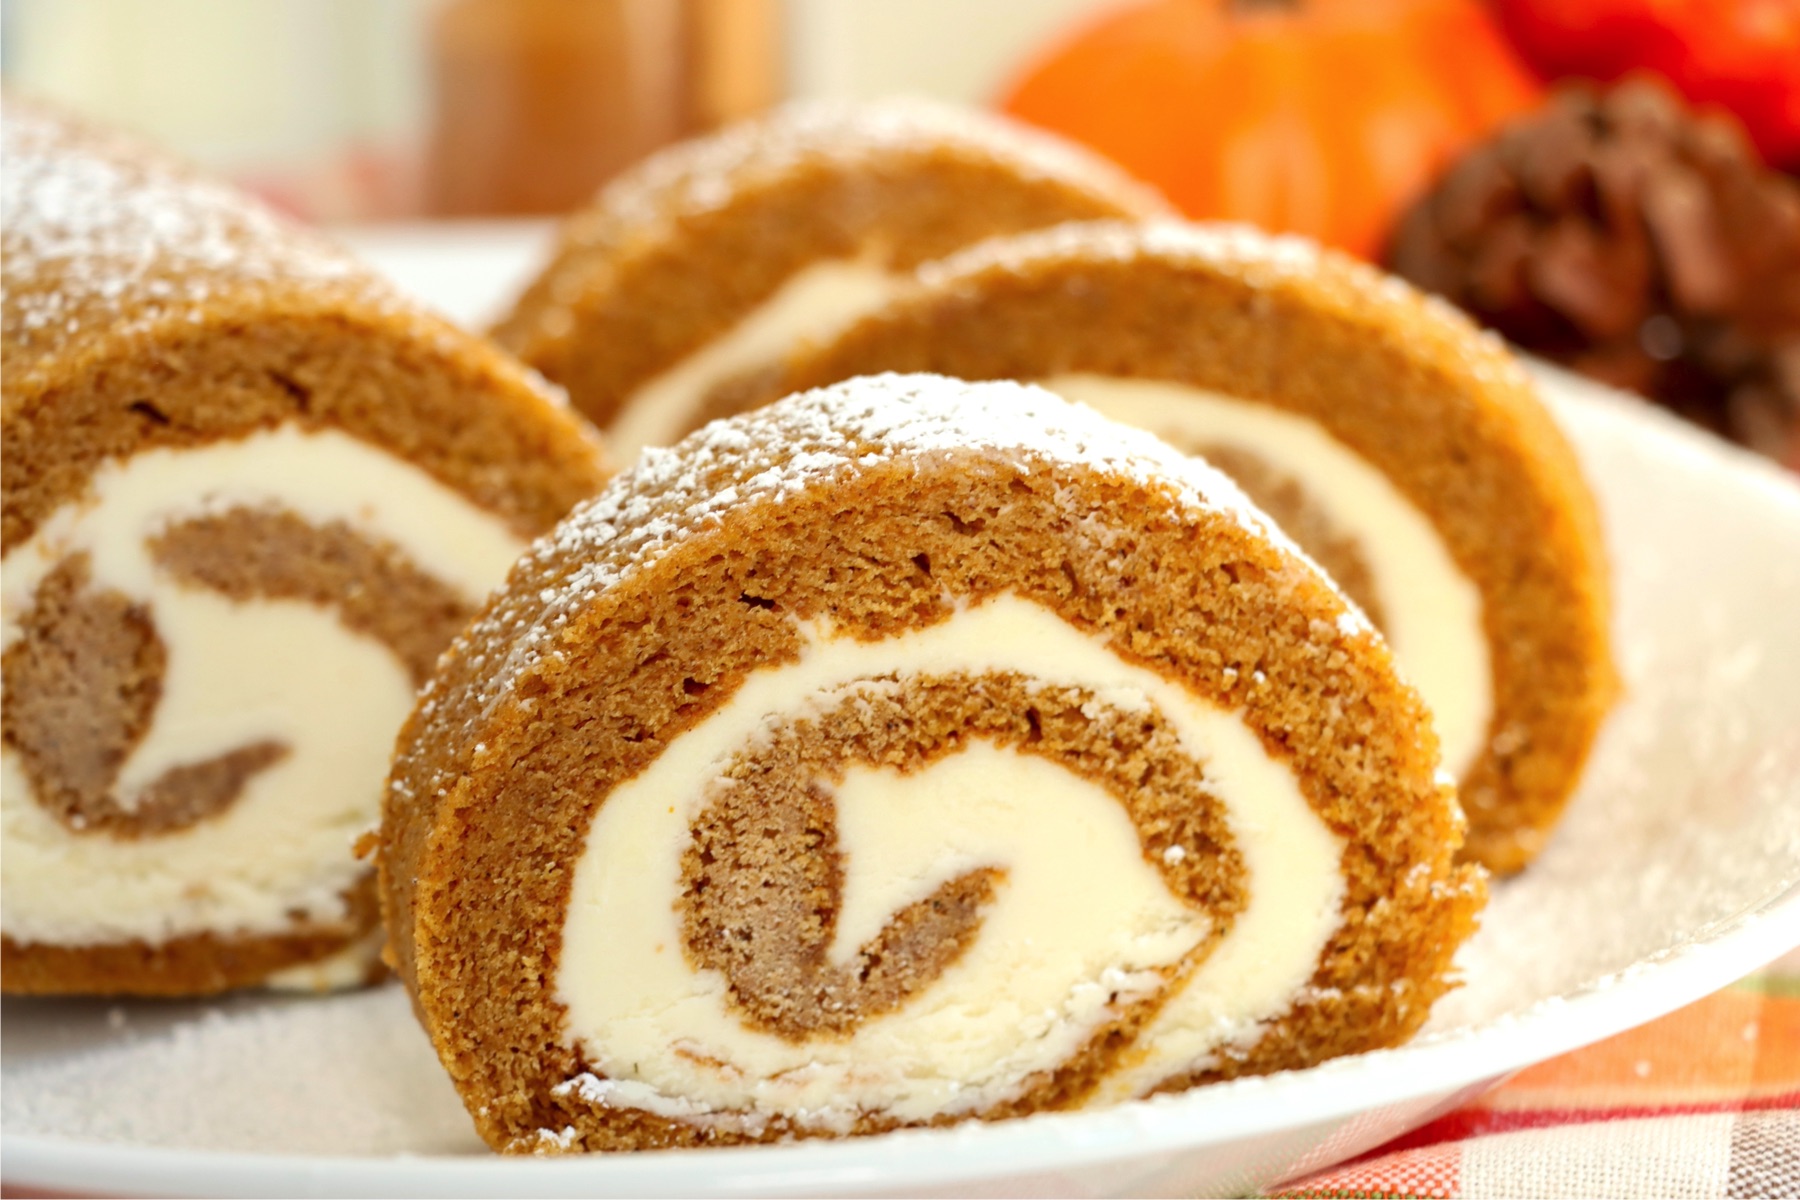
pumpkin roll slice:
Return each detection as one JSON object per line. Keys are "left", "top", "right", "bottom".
{"left": 0, "top": 101, "right": 609, "bottom": 997}
{"left": 381, "top": 373, "right": 1482, "bottom": 1153}
{"left": 763, "top": 222, "right": 1617, "bottom": 874}
{"left": 489, "top": 97, "right": 1168, "bottom": 456}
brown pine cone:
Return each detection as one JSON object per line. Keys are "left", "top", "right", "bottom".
{"left": 1388, "top": 76, "right": 1800, "bottom": 469}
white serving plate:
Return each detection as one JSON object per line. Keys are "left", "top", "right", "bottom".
{"left": 4, "top": 231, "right": 1798, "bottom": 1199}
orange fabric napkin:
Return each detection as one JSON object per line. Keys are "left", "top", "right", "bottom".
{"left": 1268, "top": 950, "right": 1800, "bottom": 1199}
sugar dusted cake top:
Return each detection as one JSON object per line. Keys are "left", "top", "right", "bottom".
{"left": 0, "top": 100, "right": 511, "bottom": 404}
{"left": 579, "top": 97, "right": 1167, "bottom": 243}
{"left": 436, "top": 373, "right": 1341, "bottom": 736}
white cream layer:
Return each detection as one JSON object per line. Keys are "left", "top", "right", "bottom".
{"left": 607, "top": 260, "right": 896, "bottom": 456}
{"left": 1048, "top": 374, "right": 1492, "bottom": 780}
{"left": 1, "top": 425, "right": 526, "bottom": 947}
{"left": 557, "top": 593, "right": 1345, "bottom": 1125}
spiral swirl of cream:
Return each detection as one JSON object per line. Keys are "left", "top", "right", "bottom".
{"left": 1, "top": 425, "right": 525, "bottom": 949}
{"left": 556, "top": 592, "right": 1346, "bottom": 1128}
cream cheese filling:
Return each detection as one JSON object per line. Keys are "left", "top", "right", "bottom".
{"left": 557, "top": 593, "right": 1345, "bottom": 1125}
{"left": 607, "top": 260, "right": 896, "bottom": 456}
{"left": 1048, "top": 374, "right": 1492, "bottom": 779}
{"left": 1, "top": 425, "right": 527, "bottom": 948}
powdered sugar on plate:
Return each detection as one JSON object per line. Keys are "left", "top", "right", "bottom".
{"left": 1, "top": 987, "right": 481, "bottom": 1155}
{"left": 1431, "top": 367, "right": 1800, "bottom": 1027}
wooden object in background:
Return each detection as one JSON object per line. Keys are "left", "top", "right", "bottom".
{"left": 424, "top": 0, "right": 780, "bottom": 217}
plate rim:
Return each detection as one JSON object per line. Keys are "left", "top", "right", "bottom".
{"left": 6, "top": 878, "right": 1797, "bottom": 1198}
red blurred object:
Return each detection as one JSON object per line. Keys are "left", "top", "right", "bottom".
{"left": 998, "top": 0, "right": 1542, "bottom": 259}
{"left": 1494, "top": 0, "right": 1800, "bottom": 169}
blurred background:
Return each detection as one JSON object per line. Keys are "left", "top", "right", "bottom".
{"left": 4, "top": 0, "right": 1796, "bottom": 463}
{"left": 2, "top": 0, "right": 1106, "bottom": 221}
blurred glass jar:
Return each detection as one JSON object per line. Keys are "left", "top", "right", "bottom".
{"left": 426, "top": 0, "right": 781, "bottom": 216}
{"left": 2, "top": 0, "right": 780, "bottom": 221}
{"left": 2, "top": 0, "right": 432, "bottom": 220}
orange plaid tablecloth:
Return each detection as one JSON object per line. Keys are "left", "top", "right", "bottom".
{"left": 1267, "top": 950, "right": 1800, "bottom": 1200}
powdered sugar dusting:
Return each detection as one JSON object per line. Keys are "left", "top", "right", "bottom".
{"left": 3, "top": 101, "right": 400, "bottom": 391}
{"left": 915, "top": 219, "right": 1536, "bottom": 398}
{"left": 918, "top": 219, "right": 1330, "bottom": 291}
{"left": 573, "top": 373, "right": 1284, "bottom": 583}
{"left": 596, "top": 97, "right": 1167, "bottom": 233}
{"left": 386, "top": 373, "right": 1349, "bottom": 818}
{"left": 0, "top": 987, "right": 479, "bottom": 1154}
{"left": 504, "top": 98, "right": 1168, "bottom": 343}
{"left": 492, "top": 374, "right": 1307, "bottom": 688}
{"left": 1430, "top": 370, "right": 1800, "bottom": 1026}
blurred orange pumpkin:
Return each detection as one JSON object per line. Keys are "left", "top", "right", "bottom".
{"left": 999, "top": 0, "right": 1544, "bottom": 259}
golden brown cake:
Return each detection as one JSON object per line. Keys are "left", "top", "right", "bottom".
{"left": 489, "top": 98, "right": 1169, "bottom": 455}
{"left": 750, "top": 222, "right": 1618, "bottom": 874}
{"left": 0, "top": 100, "right": 609, "bottom": 996}
{"left": 380, "top": 373, "right": 1483, "bottom": 1153}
